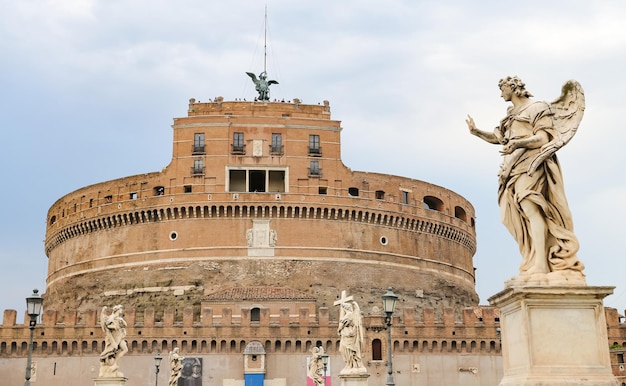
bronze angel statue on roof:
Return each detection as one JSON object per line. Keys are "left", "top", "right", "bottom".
{"left": 466, "top": 77, "right": 586, "bottom": 287}
{"left": 246, "top": 71, "right": 278, "bottom": 101}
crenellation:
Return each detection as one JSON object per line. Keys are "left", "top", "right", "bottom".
{"left": 201, "top": 307, "right": 213, "bottom": 326}
{"left": 443, "top": 307, "right": 455, "bottom": 325}
{"left": 2, "top": 310, "right": 16, "bottom": 327}
{"left": 318, "top": 307, "right": 329, "bottom": 327}
{"left": 423, "top": 308, "right": 435, "bottom": 325}
{"left": 143, "top": 307, "right": 155, "bottom": 327}
{"left": 124, "top": 307, "right": 136, "bottom": 327}
{"left": 298, "top": 307, "right": 309, "bottom": 325}
{"left": 164, "top": 307, "right": 175, "bottom": 326}
{"left": 222, "top": 307, "right": 232, "bottom": 326}
{"left": 43, "top": 309, "right": 57, "bottom": 326}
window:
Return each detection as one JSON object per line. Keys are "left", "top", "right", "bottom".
{"left": 228, "top": 168, "right": 287, "bottom": 193}
{"left": 375, "top": 190, "right": 385, "bottom": 199}
{"left": 423, "top": 196, "right": 444, "bottom": 212}
{"left": 250, "top": 307, "right": 261, "bottom": 322}
{"left": 154, "top": 186, "right": 165, "bottom": 196}
{"left": 184, "top": 185, "right": 192, "bottom": 193}
{"left": 130, "top": 192, "right": 137, "bottom": 200}
{"left": 372, "top": 339, "right": 383, "bottom": 360}
{"left": 309, "top": 160, "right": 321, "bottom": 177}
{"left": 309, "top": 134, "right": 321, "bottom": 156}
{"left": 348, "top": 187, "right": 359, "bottom": 197}
{"left": 271, "top": 133, "right": 283, "bottom": 155}
{"left": 618, "top": 353, "right": 624, "bottom": 364}
{"left": 192, "top": 159, "right": 204, "bottom": 175}
{"left": 402, "top": 190, "right": 409, "bottom": 204}
{"left": 318, "top": 187, "right": 327, "bottom": 195}
{"left": 104, "top": 195, "right": 113, "bottom": 203}
{"left": 454, "top": 206, "right": 468, "bottom": 222}
{"left": 232, "top": 132, "right": 245, "bottom": 154}
{"left": 193, "top": 133, "right": 205, "bottom": 154}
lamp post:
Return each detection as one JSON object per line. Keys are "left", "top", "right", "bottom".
{"left": 321, "top": 352, "right": 329, "bottom": 386}
{"left": 154, "top": 352, "right": 162, "bottom": 386}
{"left": 382, "top": 287, "right": 398, "bottom": 386}
{"left": 24, "top": 289, "right": 43, "bottom": 386}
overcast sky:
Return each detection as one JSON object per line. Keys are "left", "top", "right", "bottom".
{"left": 1, "top": 1, "right": 625, "bottom": 318}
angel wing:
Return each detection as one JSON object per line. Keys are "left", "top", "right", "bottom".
{"left": 268, "top": 80, "right": 279, "bottom": 85}
{"left": 100, "top": 306, "right": 108, "bottom": 333}
{"left": 528, "top": 80, "right": 585, "bottom": 175}
{"left": 245, "top": 72, "right": 258, "bottom": 84}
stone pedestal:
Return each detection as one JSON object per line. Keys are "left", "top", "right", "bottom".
{"left": 339, "top": 372, "right": 370, "bottom": 386}
{"left": 489, "top": 285, "right": 618, "bottom": 386}
{"left": 93, "top": 377, "right": 127, "bottom": 386}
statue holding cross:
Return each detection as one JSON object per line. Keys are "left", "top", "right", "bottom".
{"left": 334, "top": 290, "right": 366, "bottom": 374}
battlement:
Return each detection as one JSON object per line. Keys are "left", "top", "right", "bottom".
{"left": 1, "top": 305, "right": 503, "bottom": 329}
{"left": 187, "top": 97, "right": 331, "bottom": 119}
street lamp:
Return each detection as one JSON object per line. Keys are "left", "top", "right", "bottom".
{"left": 382, "top": 287, "right": 398, "bottom": 386}
{"left": 24, "top": 289, "right": 43, "bottom": 386}
{"left": 321, "top": 352, "right": 329, "bottom": 386}
{"left": 154, "top": 352, "right": 162, "bottom": 386}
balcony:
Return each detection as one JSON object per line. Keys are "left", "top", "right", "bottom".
{"left": 308, "top": 168, "right": 322, "bottom": 178}
{"left": 270, "top": 145, "right": 284, "bottom": 156}
{"left": 308, "top": 147, "right": 322, "bottom": 157}
{"left": 231, "top": 144, "right": 246, "bottom": 155}
{"left": 192, "top": 145, "right": 205, "bottom": 155}
{"left": 191, "top": 167, "right": 205, "bottom": 176}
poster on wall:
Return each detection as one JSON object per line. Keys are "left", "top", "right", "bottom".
{"left": 178, "top": 357, "right": 202, "bottom": 386}
{"left": 306, "top": 355, "right": 331, "bottom": 386}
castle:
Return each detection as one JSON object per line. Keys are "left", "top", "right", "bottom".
{"left": 1, "top": 94, "right": 625, "bottom": 385}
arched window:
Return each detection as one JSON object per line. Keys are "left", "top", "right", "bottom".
{"left": 251, "top": 307, "right": 261, "bottom": 322}
{"left": 372, "top": 338, "right": 383, "bottom": 360}
{"left": 423, "top": 195, "right": 444, "bottom": 212}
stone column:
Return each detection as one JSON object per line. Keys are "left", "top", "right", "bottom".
{"left": 489, "top": 286, "right": 618, "bottom": 386}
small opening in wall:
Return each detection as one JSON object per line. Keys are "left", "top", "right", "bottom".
{"left": 184, "top": 185, "right": 192, "bottom": 193}
{"left": 130, "top": 192, "right": 137, "bottom": 200}
{"left": 252, "top": 355, "right": 257, "bottom": 361}
{"left": 380, "top": 236, "right": 388, "bottom": 245}
{"left": 319, "top": 187, "right": 327, "bottom": 195}
{"left": 90, "top": 331, "right": 93, "bottom": 336}
{"left": 170, "top": 231, "right": 178, "bottom": 241}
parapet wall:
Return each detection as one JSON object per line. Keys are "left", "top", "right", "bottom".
{"left": 1, "top": 305, "right": 504, "bottom": 358}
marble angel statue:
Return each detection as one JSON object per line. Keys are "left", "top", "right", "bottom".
{"left": 99, "top": 305, "right": 129, "bottom": 378}
{"left": 466, "top": 77, "right": 586, "bottom": 286}
{"left": 308, "top": 346, "right": 324, "bottom": 385}
{"left": 337, "top": 300, "right": 365, "bottom": 373}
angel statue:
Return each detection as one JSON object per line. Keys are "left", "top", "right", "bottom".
{"left": 169, "top": 347, "right": 185, "bottom": 386}
{"left": 246, "top": 71, "right": 278, "bottom": 101}
{"left": 99, "top": 305, "right": 129, "bottom": 378}
{"left": 308, "top": 346, "right": 324, "bottom": 386}
{"left": 337, "top": 300, "right": 365, "bottom": 374}
{"left": 466, "top": 76, "right": 586, "bottom": 286}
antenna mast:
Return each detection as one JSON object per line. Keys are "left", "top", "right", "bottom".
{"left": 263, "top": 4, "right": 267, "bottom": 74}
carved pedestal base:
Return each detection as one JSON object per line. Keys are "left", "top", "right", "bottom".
{"left": 489, "top": 285, "right": 618, "bottom": 386}
{"left": 339, "top": 372, "right": 370, "bottom": 386}
{"left": 93, "top": 377, "right": 127, "bottom": 386}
